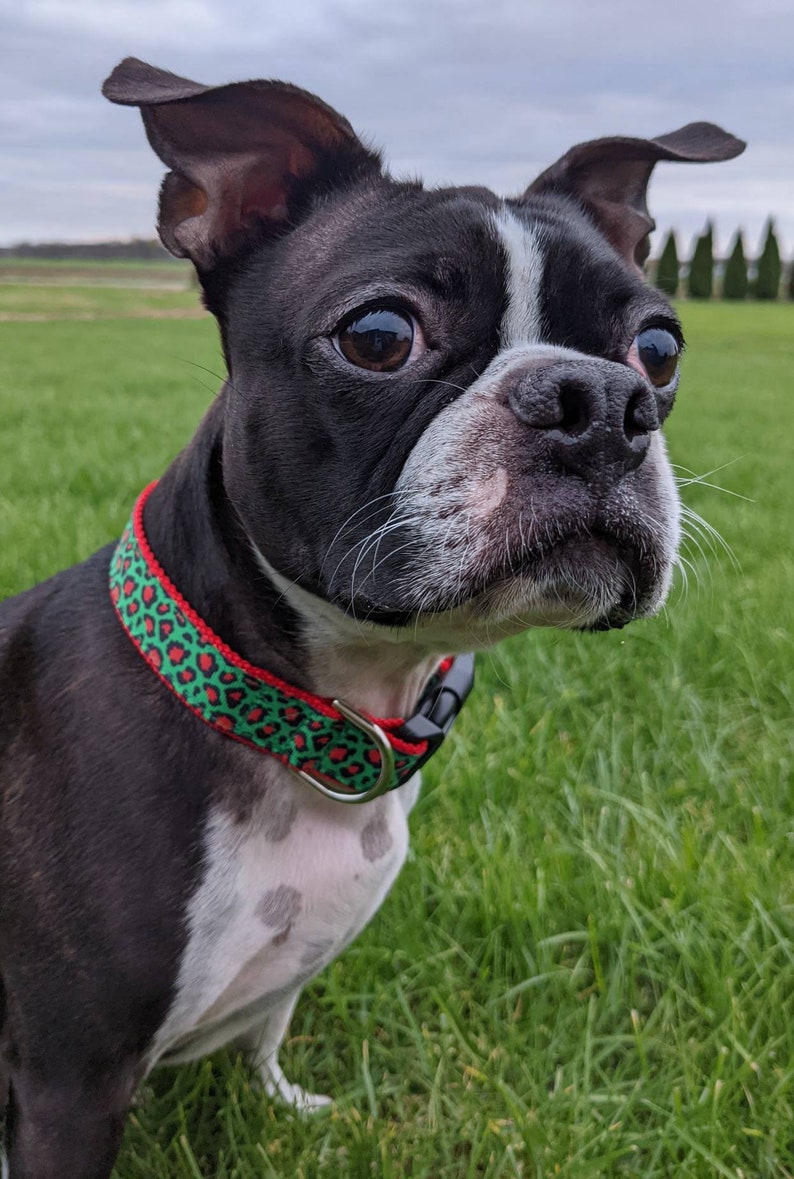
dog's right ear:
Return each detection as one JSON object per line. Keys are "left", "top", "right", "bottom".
{"left": 525, "top": 123, "right": 746, "bottom": 270}
{"left": 103, "top": 58, "right": 381, "bottom": 270}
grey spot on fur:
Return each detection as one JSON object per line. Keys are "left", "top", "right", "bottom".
{"left": 361, "top": 815, "right": 393, "bottom": 862}
{"left": 262, "top": 793, "right": 298, "bottom": 842}
{"left": 257, "top": 884, "right": 302, "bottom": 930}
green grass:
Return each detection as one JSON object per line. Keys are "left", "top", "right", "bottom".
{"left": 0, "top": 298, "right": 792, "bottom": 1178}
{"left": 0, "top": 283, "right": 203, "bottom": 320}
{"left": 0, "top": 255, "right": 189, "bottom": 273}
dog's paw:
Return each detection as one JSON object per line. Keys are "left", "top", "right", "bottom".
{"left": 268, "top": 1078, "right": 333, "bottom": 1112}
{"left": 259, "top": 1063, "right": 332, "bottom": 1114}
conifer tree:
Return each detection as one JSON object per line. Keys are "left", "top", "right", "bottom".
{"left": 723, "top": 231, "right": 748, "bottom": 300}
{"left": 687, "top": 222, "right": 714, "bottom": 299}
{"left": 754, "top": 219, "right": 781, "bottom": 300}
{"left": 656, "top": 231, "right": 680, "bottom": 296}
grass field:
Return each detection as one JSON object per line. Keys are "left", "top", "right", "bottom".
{"left": 0, "top": 279, "right": 792, "bottom": 1178}
{"left": 0, "top": 256, "right": 191, "bottom": 278}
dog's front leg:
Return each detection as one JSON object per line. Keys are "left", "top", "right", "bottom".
{"left": 2, "top": 1063, "right": 137, "bottom": 1179}
{"left": 240, "top": 992, "right": 331, "bottom": 1113}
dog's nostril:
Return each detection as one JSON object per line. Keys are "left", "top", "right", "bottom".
{"left": 557, "top": 382, "right": 590, "bottom": 436}
{"left": 624, "top": 389, "right": 657, "bottom": 439}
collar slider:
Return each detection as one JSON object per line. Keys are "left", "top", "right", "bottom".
{"left": 397, "top": 652, "right": 475, "bottom": 773}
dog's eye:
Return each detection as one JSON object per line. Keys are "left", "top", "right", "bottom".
{"left": 633, "top": 328, "right": 680, "bottom": 387}
{"left": 334, "top": 308, "right": 415, "bottom": 372}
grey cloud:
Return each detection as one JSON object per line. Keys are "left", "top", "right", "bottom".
{"left": 1, "top": 0, "right": 791, "bottom": 252}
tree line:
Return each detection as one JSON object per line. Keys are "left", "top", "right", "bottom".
{"left": 654, "top": 219, "right": 791, "bottom": 299}
{"left": 0, "top": 239, "right": 176, "bottom": 262}
{"left": 2, "top": 227, "right": 791, "bottom": 300}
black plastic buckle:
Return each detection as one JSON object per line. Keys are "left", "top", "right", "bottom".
{"left": 397, "top": 652, "right": 475, "bottom": 772}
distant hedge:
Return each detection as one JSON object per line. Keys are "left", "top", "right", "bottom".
{"left": 652, "top": 217, "right": 791, "bottom": 300}
{"left": 723, "top": 233, "right": 749, "bottom": 300}
{"left": 656, "top": 231, "right": 680, "bottom": 297}
{"left": 0, "top": 239, "right": 176, "bottom": 262}
{"left": 754, "top": 220, "right": 782, "bottom": 299}
{"left": 687, "top": 223, "right": 714, "bottom": 299}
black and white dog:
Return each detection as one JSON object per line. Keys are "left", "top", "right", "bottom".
{"left": 0, "top": 57, "right": 743, "bottom": 1178}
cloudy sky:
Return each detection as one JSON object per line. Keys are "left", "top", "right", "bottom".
{"left": 2, "top": 0, "right": 792, "bottom": 258}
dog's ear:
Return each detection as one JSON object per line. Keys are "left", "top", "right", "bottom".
{"left": 525, "top": 123, "right": 746, "bottom": 269}
{"left": 103, "top": 58, "right": 381, "bottom": 269}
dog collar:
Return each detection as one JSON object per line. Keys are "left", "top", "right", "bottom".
{"left": 109, "top": 483, "right": 474, "bottom": 803}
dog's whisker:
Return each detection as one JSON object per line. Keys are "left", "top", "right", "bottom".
{"left": 365, "top": 503, "right": 427, "bottom": 584}
{"left": 330, "top": 514, "right": 402, "bottom": 593}
{"left": 455, "top": 513, "right": 474, "bottom": 609}
{"left": 675, "top": 476, "right": 754, "bottom": 503}
{"left": 674, "top": 566, "right": 692, "bottom": 607}
{"left": 675, "top": 551, "right": 701, "bottom": 599}
{"left": 350, "top": 517, "right": 424, "bottom": 598}
{"left": 320, "top": 498, "right": 393, "bottom": 575}
{"left": 670, "top": 455, "right": 745, "bottom": 483}
{"left": 679, "top": 504, "right": 740, "bottom": 569}
{"left": 414, "top": 377, "right": 470, "bottom": 395}
{"left": 673, "top": 457, "right": 751, "bottom": 504}
{"left": 679, "top": 516, "right": 721, "bottom": 565}
{"left": 245, "top": 536, "right": 312, "bottom": 616}
{"left": 320, "top": 489, "right": 426, "bottom": 578}
{"left": 344, "top": 509, "right": 428, "bottom": 620}
{"left": 353, "top": 535, "right": 423, "bottom": 605}
{"left": 182, "top": 359, "right": 233, "bottom": 388}
{"left": 345, "top": 499, "right": 422, "bottom": 574}
{"left": 678, "top": 530, "right": 710, "bottom": 588}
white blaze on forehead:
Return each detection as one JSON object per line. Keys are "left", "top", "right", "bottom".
{"left": 493, "top": 208, "right": 545, "bottom": 348}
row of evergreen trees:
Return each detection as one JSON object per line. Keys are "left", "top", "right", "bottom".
{"left": 655, "top": 219, "right": 791, "bottom": 300}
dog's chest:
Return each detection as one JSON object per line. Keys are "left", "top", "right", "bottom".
{"left": 150, "top": 776, "right": 416, "bottom": 1065}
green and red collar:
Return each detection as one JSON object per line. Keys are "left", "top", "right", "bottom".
{"left": 109, "top": 482, "right": 473, "bottom": 803}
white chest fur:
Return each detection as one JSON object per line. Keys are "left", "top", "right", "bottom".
{"left": 149, "top": 768, "right": 419, "bottom": 1068}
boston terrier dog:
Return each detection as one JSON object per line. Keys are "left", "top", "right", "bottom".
{"left": 0, "top": 57, "right": 743, "bottom": 1178}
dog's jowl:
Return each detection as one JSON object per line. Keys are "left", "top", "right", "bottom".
{"left": 0, "top": 57, "right": 744, "bottom": 1178}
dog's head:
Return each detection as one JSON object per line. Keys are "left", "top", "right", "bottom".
{"left": 104, "top": 59, "right": 744, "bottom": 647}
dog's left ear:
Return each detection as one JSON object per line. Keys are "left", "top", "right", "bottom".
{"left": 526, "top": 123, "right": 746, "bottom": 268}
{"left": 102, "top": 57, "right": 381, "bottom": 270}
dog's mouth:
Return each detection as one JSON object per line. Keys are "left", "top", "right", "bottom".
{"left": 494, "top": 530, "right": 648, "bottom": 629}
{"left": 328, "top": 527, "right": 666, "bottom": 638}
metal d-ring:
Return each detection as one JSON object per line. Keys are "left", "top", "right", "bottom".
{"left": 293, "top": 699, "right": 396, "bottom": 804}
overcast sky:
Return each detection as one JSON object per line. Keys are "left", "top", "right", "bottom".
{"left": 2, "top": 0, "right": 792, "bottom": 258}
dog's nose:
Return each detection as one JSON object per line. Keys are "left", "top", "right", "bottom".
{"left": 508, "top": 359, "right": 660, "bottom": 482}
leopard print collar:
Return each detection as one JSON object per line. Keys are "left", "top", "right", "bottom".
{"left": 109, "top": 482, "right": 471, "bottom": 802}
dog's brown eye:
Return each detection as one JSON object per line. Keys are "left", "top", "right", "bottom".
{"left": 335, "top": 308, "right": 415, "bottom": 372}
{"left": 634, "top": 328, "right": 680, "bottom": 387}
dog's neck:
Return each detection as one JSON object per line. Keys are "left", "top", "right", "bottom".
{"left": 250, "top": 542, "right": 445, "bottom": 717}
{"left": 142, "top": 397, "right": 441, "bottom": 719}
